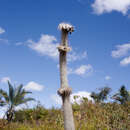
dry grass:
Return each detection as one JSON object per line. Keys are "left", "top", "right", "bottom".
{"left": 0, "top": 101, "right": 130, "bottom": 130}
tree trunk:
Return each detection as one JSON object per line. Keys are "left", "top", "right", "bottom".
{"left": 58, "top": 29, "right": 75, "bottom": 130}
{"left": 6, "top": 108, "right": 14, "bottom": 122}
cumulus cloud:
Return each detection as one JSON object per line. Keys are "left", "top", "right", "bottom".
{"left": 111, "top": 43, "right": 130, "bottom": 58}
{"left": 112, "top": 43, "right": 130, "bottom": 66}
{"left": 28, "top": 34, "right": 59, "bottom": 59}
{"left": 57, "top": 63, "right": 93, "bottom": 76}
{"left": 68, "top": 51, "right": 87, "bottom": 62}
{"left": 105, "top": 76, "right": 111, "bottom": 80}
{"left": 120, "top": 56, "right": 130, "bottom": 66}
{"left": 74, "top": 64, "right": 93, "bottom": 76}
{"left": 0, "top": 77, "right": 11, "bottom": 84}
{"left": 92, "top": 0, "right": 130, "bottom": 15}
{"left": 0, "top": 27, "right": 5, "bottom": 34}
{"left": 24, "top": 81, "right": 44, "bottom": 91}
{"left": 71, "top": 91, "right": 93, "bottom": 104}
{"left": 51, "top": 91, "right": 93, "bottom": 105}
{"left": 67, "top": 64, "right": 93, "bottom": 76}
{"left": 27, "top": 34, "right": 87, "bottom": 62}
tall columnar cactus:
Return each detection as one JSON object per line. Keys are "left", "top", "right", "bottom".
{"left": 57, "top": 23, "right": 75, "bottom": 130}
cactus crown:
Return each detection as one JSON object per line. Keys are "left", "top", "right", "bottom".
{"left": 58, "top": 23, "right": 74, "bottom": 33}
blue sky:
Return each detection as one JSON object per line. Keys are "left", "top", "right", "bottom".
{"left": 0, "top": 0, "right": 130, "bottom": 110}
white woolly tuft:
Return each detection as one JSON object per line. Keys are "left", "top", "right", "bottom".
{"left": 58, "top": 22, "right": 74, "bottom": 32}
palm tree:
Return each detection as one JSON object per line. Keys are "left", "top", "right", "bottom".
{"left": 112, "top": 86, "right": 130, "bottom": 104}
{"left": 91, "top": 87, "right": 111, "bottom": 103}
{"left": 0, "top": 81, "right": 34, "bottom": 122}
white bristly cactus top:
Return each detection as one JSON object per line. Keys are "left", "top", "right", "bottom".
{"left": 58, "top": 22, "right": 74, "bottom": 33}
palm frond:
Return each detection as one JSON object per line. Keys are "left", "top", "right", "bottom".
{"left": 8, "top": 81, "right": 14, "bottom": 104}
{"left": 13, "top": 84, "right": 24, "bottom": 104}
{"left": 20, "top": 89, "right": 32, "bottom": 96}
{"left": 0, "top": 89, "right": 9, "bottom": 103}
{"left": 14, "top": 84, "right": 23, "bottom": 97}
{"left": 18, "top": 97, "right": 35, "bottom": 105}
{"left": 14, "top": 87, "right": 32, "bottom": 105}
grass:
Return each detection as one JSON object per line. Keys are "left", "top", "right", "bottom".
{"left": 0, "top": 101, "right": 129, "bottom": 130}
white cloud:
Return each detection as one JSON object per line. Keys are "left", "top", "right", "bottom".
{"left": 0, "top": 27, "right": 5, "bottom": 34}
{"left": 51, "top": 94, "right": 62, "bottom": 105}
{"left": 0, "top": 77, "right": 11, "bottom": 84}
{"left": 15, "top": 104, "right": 29, "bottom": 111}
{"left": 71, "top": 91, "right": 93, "bottom": 104}
{"left": 24, "top": 81, "right": 44, "bottom": 91}
{"left": 74, "top": 64, "right": 93, "bottom": 76}
{"left": 57, "top": 62, "right": 93, "bottom": 76}
{"left": 0, "top": 107, "right": 7, "bottom": 119}
{"left": 0, "top": 111, "right": 5, "bottom": 119}
{"left": 51, "top": 91, "right": 93, "bottom": 105}
{"left": 92, "top": 0, "right": 130, "bottom": 15}
{"left": 105, "top": 76, "right": 111, "bottom": 80}
{"left": 68, "top": 51, "right": 87, "bottom": 62}
{"left": 112, "top": 43, "right": 130, "bottom": 67}
{"left": 15, "top": 42, "right": 23, "bottom": 46}
{"left": 28, "top": 34, "right": 59, "bottom": 59}
{"left": 120, "top": 56, "right": 130, "bottom": 66}
{"left": 58, "top": 63, "right": 93, "bottom": 76}
{"left": 27, "top": 34, "right": 87, "bottom": 62}
{"left": 0, "top": 39, "right": 9, "bottom": 44}
{"left": 111, "top": 43, "right": 130, "bottom": 58}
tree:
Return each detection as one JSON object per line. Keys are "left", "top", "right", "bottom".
{"left": 0, "top": 81, "right": 34, "bottom": 122}
{"left": 112, "top": 86, "right": 130, "bottom": 104}
{"left": 91, "top": 87, "right": 111, "bottom": 103}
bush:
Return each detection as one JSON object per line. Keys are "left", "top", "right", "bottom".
{"left": 1, "top": 101, "right": 130, "bottom": 130}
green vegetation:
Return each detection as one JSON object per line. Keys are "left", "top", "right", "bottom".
{"left": 0, "top": 81, "right": 34, "bottom": 122}
{"left": 112, "top": 86, "right": 130, "bottom": 104}
{"left": 0, "top": 85, "right": 130, "bottom": 130}
{"left": 91, "top": 86, "right": 111, "bottom": 103}
{"left": 0, "top": 100, "right": 129, "bottom": 130}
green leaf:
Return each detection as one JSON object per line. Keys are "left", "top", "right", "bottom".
{"left": 8, "top": 81, "right": 14, "bottom": 104}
